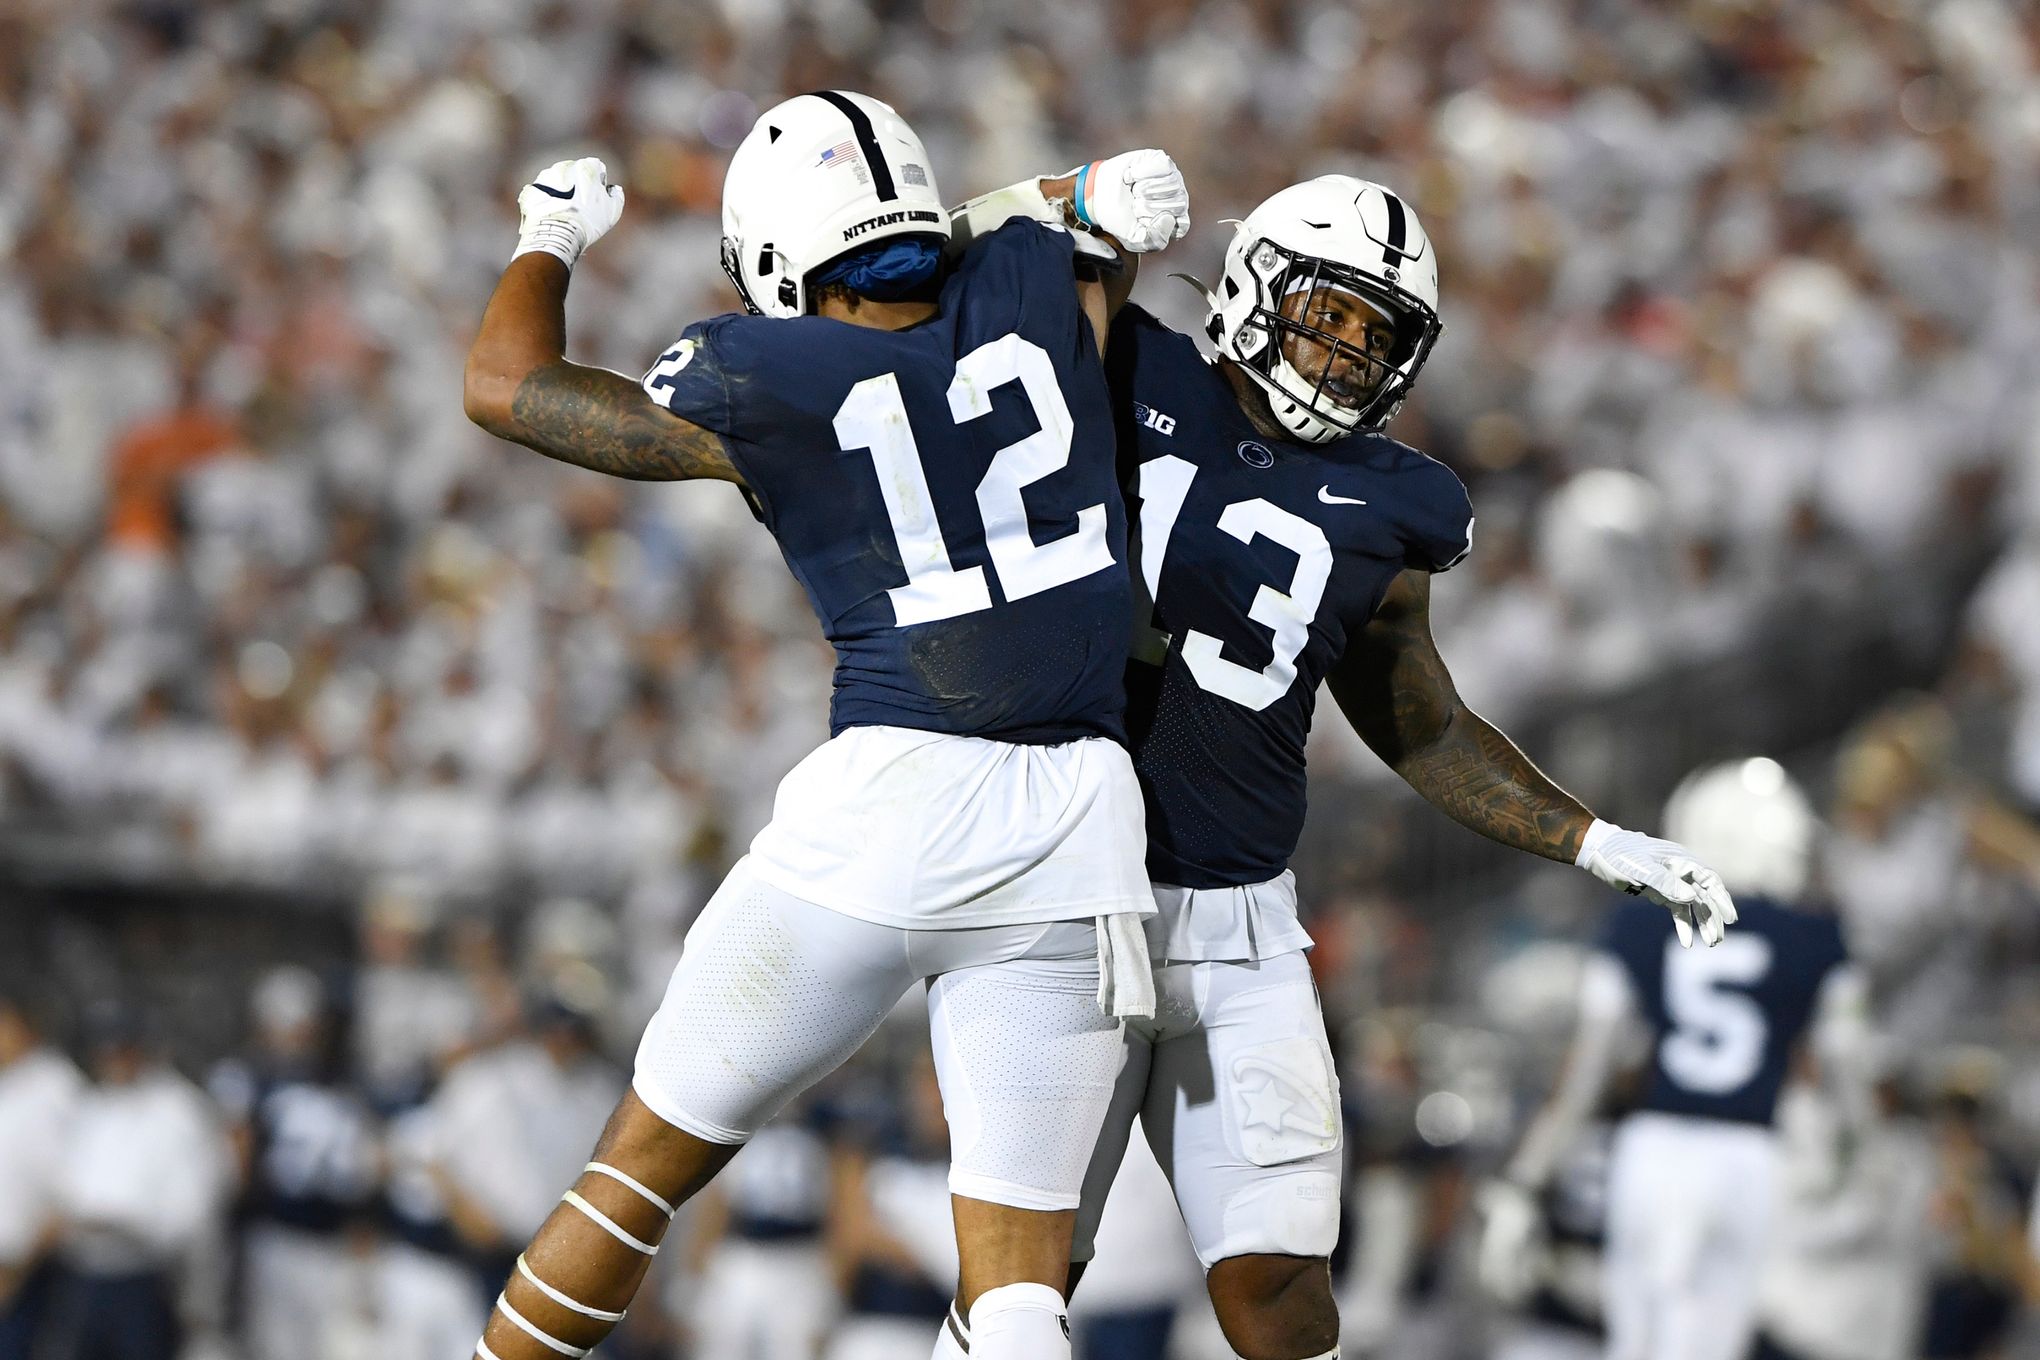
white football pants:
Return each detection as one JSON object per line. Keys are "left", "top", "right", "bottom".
{"left": 1071, "top": 949, "right": 1343, "bottom": 1268}
{"left": 634, "top": 859, "right": 1126, "bottom": 1210}
{"left": 1604, "top": 1113, "right": 1779, "bottom": 1360}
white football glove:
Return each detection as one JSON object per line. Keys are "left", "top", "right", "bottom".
{"left": 1070, "top": 148, "right": 1190, "bottom": 253}
{"left": 1474, "top": 1179, "right": 1545, "bottom": 1307}
{"left": 1576, "top": 818, "right": 1738, "bottom": 948}
{"left": 514, "top": 157, "right": 626, "bottom": 269}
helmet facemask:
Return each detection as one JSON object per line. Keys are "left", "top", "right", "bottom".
{"left": 1218, "top": 236, "right": 1442, "bottom": 443}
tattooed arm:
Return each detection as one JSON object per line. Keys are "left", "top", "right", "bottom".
{"left": 1328, "top": 569, "right": 1591, "bottom": 863}
{"left": 463, "top": 253, "right": 743, "bottom": 483}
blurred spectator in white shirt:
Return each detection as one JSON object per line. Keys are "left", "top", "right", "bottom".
{"left": 429, "top": 993, "right": 619, "bottom": 1272}
{"left": 352, "top": 882, "right": 479, "bottom": 1111}
{"left": 42, "top": 1003, "right": 230, "bottom": 1360}
{"left": 0, "top": 994, "right": 82, "bottom": 1360}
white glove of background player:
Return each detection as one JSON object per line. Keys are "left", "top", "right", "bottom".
{"left": 1070, "top": 148, "right": 1190, "bottom": 253}
{"left": 1576, "top": 819, "right": 1737, "bottom": 947}
{"left": 1474, "top": 1179, "right": 1545, "bottom": 1307}
{"left": 514, "top": 157, "right": 625, "bottom": 268}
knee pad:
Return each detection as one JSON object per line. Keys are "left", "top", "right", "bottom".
{"left": 967, "top": 1283, "right": 1070, "bottom": 1360}
{"left": 1208, "top": 1170, "right": 1342, "bottom": 1265}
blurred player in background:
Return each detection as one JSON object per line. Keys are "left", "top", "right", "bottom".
{"left": 1749, "top": 1062, "right": 1935, "bottom": 1360}
{"left": 937, "top": 174, "right": 1736, "bottom": 1360}
{"left": 1484, "top": 758, "right": 1864, "bottom": 1360}
{"left": 209, "top": 967, "right": 378, "bottom": 1360}
{"left": 822, "top": 1058, "right": 958, "bottom": 1360}
{"left": 461, "top": 89, "right": 1191, "bottom": 1360}
{"left": 1486, "top": 1121, "right": 1615, "bottom": 1360}
{"left": 684, "top": 1103, "right": 837, "bottom": 1360}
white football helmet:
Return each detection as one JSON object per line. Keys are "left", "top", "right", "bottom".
{"left": 1661, "top": 758, "right": 1819, "bottom": 903}
{"left": 1204, "top": 175, "right": 1442, "bottom": 443}
{"left": 720, "top": 91, "right": 950, "bottom": 318}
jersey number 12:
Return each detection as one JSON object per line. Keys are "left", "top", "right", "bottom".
{"left": 833, "top": 335, "right": 1115, "bottom": 627}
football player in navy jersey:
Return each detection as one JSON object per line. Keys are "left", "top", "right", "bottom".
{"left": 461, "top": 91, "right": 1190, "bottom": 1360}
{"left": 933, "top": 175, "right": 1737, "bottom": 1360}
{"left": 1484, "top": 760, "right": 1861, "bottom": 1360}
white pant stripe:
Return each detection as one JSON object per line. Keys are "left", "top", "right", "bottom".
{"left": 476, "top": 1339, "right": 503, "bottom": 1360}
{"left": 561, "top": 1191, "right": 658, "bottom": 1255}
{"left": 496, "top": 1295, "right": 588, "bottom": 1358}
{"left": 583, "top": 1161, "right": 677, "bottom": 1217}
{"left": 516, "top": 1256, "right": 626, "bottom": 1323}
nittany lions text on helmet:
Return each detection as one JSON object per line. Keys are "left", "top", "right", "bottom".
{"left": 720, "top": 90, "right": 950, "bottom": 318}
{"left": 1203, "top": 175, "right": 1443, "bottom": 444}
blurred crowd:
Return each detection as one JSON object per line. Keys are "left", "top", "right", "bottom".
{"left": 5, "top": 0, "right": 2040, "bottom": 1355}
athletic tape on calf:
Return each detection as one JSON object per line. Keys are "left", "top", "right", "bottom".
{"left": 496, "top": 1294, "right": 589, "bottom": 1358}
{"left": 516, "top": 1256, "right": 626, "bottom": 1323}
{"left": 476, "top": 1338, "right": 504, "bottom": 1360}
{"left": 561, "top": 1191, "right": 658, "bottom": 1255}
{"left": 584, "top": 1161, "right": 677, "bottom": 1217}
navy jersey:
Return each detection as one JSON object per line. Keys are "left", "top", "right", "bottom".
{"left": 724, "top": 1122, "right": 830, "bottom": 1243}
{"left": 211, "top": 1063, "right": 378, "bottom": 1235}
{"left": 1107, "top": 304, "right": 1474, "bottom": 887}
{"left": 644, "top": 220, "right": 1129, "bottom": 744}
{"left": 1599, "top": 894, "right": 1848, "bottom": 1126}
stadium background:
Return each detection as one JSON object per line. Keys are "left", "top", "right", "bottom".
{"left": 2, "top": 0, "right": 2038, "bottom": 1356}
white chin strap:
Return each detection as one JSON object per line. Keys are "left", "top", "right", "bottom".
{"left": 1259, "top": 355, "right": 1356, "bottom": 445}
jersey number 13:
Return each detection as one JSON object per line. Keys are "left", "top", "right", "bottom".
{"left": 1132, "top": 455, "right": 1332, "bottom": 711}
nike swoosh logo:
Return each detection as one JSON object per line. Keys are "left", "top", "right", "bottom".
{"left": 529, "top": 183, "right": 574, "bottom": 199}
{"left": 1317, "top": 486, "right": 1367, "bottom": 506}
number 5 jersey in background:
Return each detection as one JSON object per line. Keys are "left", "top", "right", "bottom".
{"left": 1598, "top": 894, "right": 1849, "bottom": 1125}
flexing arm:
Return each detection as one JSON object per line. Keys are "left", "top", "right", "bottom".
{"left": 1035, "top": 170, "right": 1137, "bottom": 351}
{"left": 1330, "top": 570, "right": 1590, "bottom": 862}
{"left": 948, "top": 150, "right": 1187, "bottom": 352}
{"left": 464, "top": 254, "right": 741, "bottom": 483}
{"left": 463, "top": 157, "right": 742, "bottom": 484}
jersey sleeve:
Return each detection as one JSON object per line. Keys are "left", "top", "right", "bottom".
{"left": 1402, "top": 457, "right": 1475, "bottom": 574}
{"left": 639, "top": 313, "right": 780, "bottom": 523}
{"left": 953, "top": 218, "right": 1085, "bottom": 345}
{"left": 1593, "top": 898, "right": 1662, "bottom": 1010}
{"left": 640, "top": 315, "right": 742, "bottom": 435}
{"left": 1811, "top": 912, "right": 1850, "bottom": 980}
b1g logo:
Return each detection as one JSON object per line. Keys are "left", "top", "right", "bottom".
{"left": 1133, "top": 402, "right": 1176, "bottom": 436}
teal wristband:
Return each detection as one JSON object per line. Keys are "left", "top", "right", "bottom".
{"left": 1072, "top": 161, "right": 1096, "bottom": 227}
